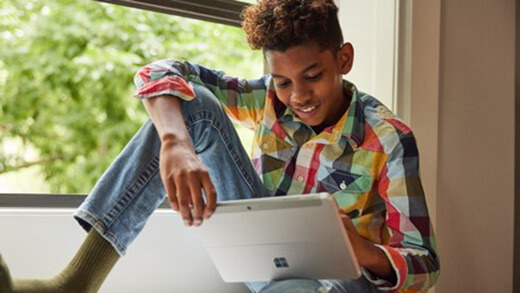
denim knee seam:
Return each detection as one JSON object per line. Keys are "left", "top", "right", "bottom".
{"left": 185, "top": 110, "right": 258, "bottom": 197}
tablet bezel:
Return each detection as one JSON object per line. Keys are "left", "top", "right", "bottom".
{"left": 192, "top": 192, "right": 362, "bottom": 282}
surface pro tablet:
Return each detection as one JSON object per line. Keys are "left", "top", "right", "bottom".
{"left": 192, "top": 193, "right": 362, "bottom": 282}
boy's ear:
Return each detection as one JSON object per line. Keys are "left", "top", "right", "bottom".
{"left": 337, "top": 43, "right": 354, "bottom": 75}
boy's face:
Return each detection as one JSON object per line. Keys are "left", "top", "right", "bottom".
{"left": 265, "top": 42, "right": 354, "bottom": 133}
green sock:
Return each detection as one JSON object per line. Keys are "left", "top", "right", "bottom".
{"left": 1, "top": 229, "right": 120, "bottom": 293}
{"left": 0, "top": 254, "right": 14, "bottom": 292}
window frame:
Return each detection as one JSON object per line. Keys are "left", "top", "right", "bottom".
{"left": 95, "top": 0, "right": 249, "bottom": 27}
{"left": 0, "top": 193, "right": 172, "bottom": 209}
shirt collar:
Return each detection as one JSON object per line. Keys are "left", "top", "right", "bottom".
{"left": 336, "top": 80, "right": 365, "bottom": 149}
{"left": 265, "top": 79, "right": 365, "bottom": 149}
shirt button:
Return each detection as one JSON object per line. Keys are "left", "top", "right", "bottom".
{"left": 297, "top": 176, "right": 304, "bottom": 183}
{"left": 339, "top": 181, "right": 347, "bottom": 190}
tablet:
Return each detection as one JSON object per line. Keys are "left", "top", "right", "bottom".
{"left": 192, "top": 193, "right": 362, "bottom": 282}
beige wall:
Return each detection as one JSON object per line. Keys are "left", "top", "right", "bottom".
{"left": 399, "top": 0, "right": 441, "bottom": 229}
{"left": 515, "top": 1, "right": 520, "bottom": 290}
{"left": 407, "top": 0, "right": 516, "bottom": 292}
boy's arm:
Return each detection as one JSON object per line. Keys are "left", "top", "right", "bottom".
{"left": 367, "top": 132, "right": 440, "bottom": 292}
{"left": 134, "top": 59, "right": 269, "bottom": 130}
{"left": 133, "top": 60, "right": 267, "bottom": 226}
{"left": 339, "top": 215, "right": 396, "bottom": 283}
{"left": 142, "top": 95, "right": 216, "bottom": 227}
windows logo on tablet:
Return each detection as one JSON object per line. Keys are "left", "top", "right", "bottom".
{"left": 273, "top": 257, "right": 289, "bottom": 268}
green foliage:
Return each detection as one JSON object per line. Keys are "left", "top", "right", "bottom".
{"left": 0, "top": 0, "right": 262, "bottom": 193}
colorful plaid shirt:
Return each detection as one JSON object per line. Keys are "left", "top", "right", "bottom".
{"left": 134, "top": 60, "right": 440, "bottom": 292}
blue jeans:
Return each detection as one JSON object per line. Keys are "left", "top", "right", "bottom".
{"left": 73, "top": 84, "right": 379, "bottom": 293}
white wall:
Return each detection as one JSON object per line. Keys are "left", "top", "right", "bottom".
{"left": 338, "top": 0, "right": 398, "bottom": 110}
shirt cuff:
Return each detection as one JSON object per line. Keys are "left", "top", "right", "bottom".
{"left": 133, "top": 76, "right": 196, "bottom": 101}
{"left": 362, "top": 244, "right": 408, "bottom": 292}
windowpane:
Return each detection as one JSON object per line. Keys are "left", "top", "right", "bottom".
{"left": 0, "top": 0, "right": 262, "bottom": 194}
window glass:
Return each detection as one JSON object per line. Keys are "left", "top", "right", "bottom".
{"left": 0, "top": 0, "right": 262, "bottom": 194}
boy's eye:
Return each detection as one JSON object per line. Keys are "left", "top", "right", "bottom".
{"left": 276, "top": 80, "right": 291, "bottom": 88}
{"left": 306, "top": 72, "right": 323, "bottom": 81}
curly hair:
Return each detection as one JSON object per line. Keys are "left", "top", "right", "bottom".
{"left": 241, "top": 0, "right": 343, "bottom": 52}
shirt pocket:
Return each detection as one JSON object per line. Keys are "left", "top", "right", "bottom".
{"left": 257, "top": 133, "right": 295, "bottom": 193}
{"left": 318, "top": 167, "right": 374, "bottom": 217}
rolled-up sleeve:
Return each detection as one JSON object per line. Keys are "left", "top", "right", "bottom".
{"left": 133, "top": 59, "right": 269, "bottom": 130}
{"left": 366, "top": 132, "right": 440, "bottom": 292}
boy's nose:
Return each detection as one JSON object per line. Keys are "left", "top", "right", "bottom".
{"left": 290, "top": 92, "right": 312, "bottom": 107}
{"left": 290, "top": 86, "right": 312, "bottom": 106}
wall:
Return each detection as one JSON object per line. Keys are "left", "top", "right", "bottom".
{"left": 0, "top": 208, "right": 249, "bottom": 293}
{"left": 434, "top": 0, "right": 516, "bottom": 292}
{"left": 400, "top": 0, "right": 516, "bottom": 291}
{"left": 338, "top": 0, "right": 398, "bottom": 110}
{"left": 397, "top": 0, "right": 441, "bottom": 229}
{"left": 515, "top": 1, "right": 520, "bottom": 291}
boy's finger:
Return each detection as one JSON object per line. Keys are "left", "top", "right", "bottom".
{"left": 163, "top": 179, "right": 179, "bottom": 211}
{"left": 176, "top": 179, "right": 193, "bottom": 226}
{"left": 340, "top": 214, "right": 357, "bottom": 233}
{"left": 201, "top": 172, "right": 217, "bottom": 219}
{"left": 188, "top": 176, "right": 205, "bottom": 226}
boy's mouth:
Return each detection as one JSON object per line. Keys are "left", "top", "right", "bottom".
{"left": 301, "top": 105, "right": 317, "bottom": 112}
{"left": 293, "top": 104, "right": 320, "bottom": 120}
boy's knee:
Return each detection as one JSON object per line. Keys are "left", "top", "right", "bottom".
{"left": 181, "top": 83, "right": 223, "bottom": 117}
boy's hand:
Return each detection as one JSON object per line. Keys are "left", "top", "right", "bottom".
{"left": 159, "top": 138, "right": 217, "bottom": 227}
{"left": 340, "top": 212, "right": 396, "bottom": 283}
{"left": 340, "top": 213, "right": 374, "bottom": 266}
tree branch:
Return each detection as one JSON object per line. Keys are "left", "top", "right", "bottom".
{"left": 0, "top": 125, "right": 13, "bottom": 132}
{"left": 0, "top": 154, "right": 66, "bottom": 175}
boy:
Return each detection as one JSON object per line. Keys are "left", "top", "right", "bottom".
{"left": 0, "top": 0, "right": 439, "bottom": 292}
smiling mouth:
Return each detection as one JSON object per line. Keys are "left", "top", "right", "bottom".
{"left": 301, "top": 105, "right": 317, "bottom": 113}
{"left": 293, "top": 104, "right": 320, "bottom": 119}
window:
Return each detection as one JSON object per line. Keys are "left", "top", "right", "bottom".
{"left": 0, "top": 0, "right": 262, "bottom": 196}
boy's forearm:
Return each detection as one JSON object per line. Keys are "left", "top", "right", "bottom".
{"left": 343, "top": 215, "right": 396, "bottom": 284}
{"left": 142, "top": 95, "right": 191, "bottom": 145}
{"left": 358, "top": 240, "right": 396, "bottom": 283}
